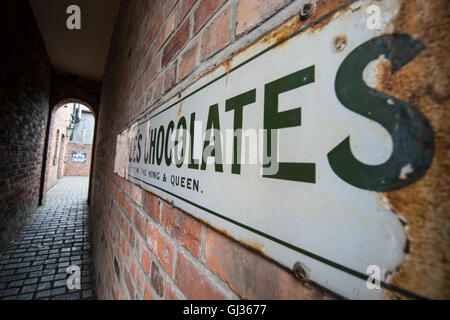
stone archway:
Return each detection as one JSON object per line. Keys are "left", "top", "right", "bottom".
{"left": 38, "top": 74, "right": 101, "bottom": 206}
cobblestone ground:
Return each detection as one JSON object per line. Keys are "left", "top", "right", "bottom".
{"left": 0, "top": 177, "right": 95, "bottom": 300}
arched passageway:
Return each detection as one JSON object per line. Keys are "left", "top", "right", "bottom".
{"left": 39, "top": 99, "right": 97, "bottom": 206}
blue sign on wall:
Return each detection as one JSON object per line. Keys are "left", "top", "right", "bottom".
{"left": 71, "top": 151, "right": 87, "bottom": 163}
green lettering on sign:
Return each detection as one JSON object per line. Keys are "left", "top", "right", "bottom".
{"left": 330, "top": 34, "right": 434, "bottom": 191}
{"left": 225, "top": 89, "right": 256, "bottom": 175}
{"left": 201, "top": 104, "right": 223, "bottom": 172}
{"left": 263, "top": 65, "right": 316, "bottom": 183}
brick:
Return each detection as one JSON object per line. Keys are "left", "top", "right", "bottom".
{"left": 152, "top": 74, "right": 165, "bottom": 104}
{"left": 144, "top": 279, "right": 154, "bottom": 300}
{"left": 153, "top": 0, "right": 165, "bottom": 12}
{"left": 142, "top": 190, "right": 160, "bottom": 222}
{"left": 147, "top": 13, "right": 163, "bottom": 47}
{"left": 18, "top": 293, "right": 34, "bottom": 300}
{"left": 134, "top": 263, "right": 145, "bottom": 296}
{"left": 146, "top": 222, "right": 175, "bottom": 277}
{"left": 164, "top": 62, "right": 178, "bottom": 93}
{"left": 121, "top": 237, "right": 129, "bottom": 259}
{"left": 134, "top": 95, "right": 146, "bottom": 117}
{"left": 133, "top": 208, "right": 148, "bottom": 239}
{"left": 204, "top": 227, "right": 323, "bottom": 299}
{"left": 133, "top": 81, "right": 144, "bottom": 101}
{"left": 142, "top": 55, "right": 161, "bottom": 91}
{"left": 157, "top": 9, "right": 178, "bottom": 51}
{"left": 151, "top": 261, "right": 164, "bottom": 297}
{"left": 175, "top": 251, "right": 226, "bottom": 299}
{"left": 164, "top": 0, "right": 178, "bottom": 17}
{"left": 112, "top": 281, "right": 119, "bottom": 300}
{"left": 141, "top": 46, "right": 154, "bottom": 77}
{"left": 236, "top": 0, "right": 287, "bottom": 36}
{"left": 194, "top": 0, "right": 226, "bottom": 34}
{"left": 164, "top": 280, "right": 179, "bottom": 300}
{"left": 142, "top": 248, "right": 152, "bottom": 275}
{"left": 161, "top": 205, "right": 202, "bottom": 258}
{"left": 117, "top": 192, "right": 133, "bottom": 220}
{"left": 82, "top": 289, "right": 94, "bottom": 299}
{"left": 124, "top": 268, "right": 135, "bottom": 299}
{"left": 177, "top": 0, "right": 196, "bottom": 24}
{"left": 179, "top": 40, "right": 199, "bottom": 80}
{"left": 144, "top": 86, "right": 154, "bottom": 109}
{"left": 0, "top": 66, "right": 49, "bottom": 247}
{"left": 128, "top": 182, "right": 143, "bottom": 206}
{"left": 200, "top": 7, "right": 231, "bottom": 60}
{"left": 130, "top": 256, "right": 138, "bottom": 280}
{"left": 120, "top": 213, "right": 129, "bottom": 235}
{"left": 35, "top": 289, "right": 51, "bottom": 299}
{"left": 119, "top": 283, "right": 128, "bottom": 300}
{"left": 128, "top": 225, "right": 135, "bottom": 248}
{"left": 162, "top": 18, "right": 191, "bottom": 67}
{"left": 45, "top": 105, "right": 73, "bottom": 191}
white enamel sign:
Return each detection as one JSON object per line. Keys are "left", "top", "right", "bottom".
{"left": 115, "top": 0, "right": 434, "bottom": 299}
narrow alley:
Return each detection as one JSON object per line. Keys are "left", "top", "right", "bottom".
{"left": 0, "top": 177, "right": 95, "bottom": 300}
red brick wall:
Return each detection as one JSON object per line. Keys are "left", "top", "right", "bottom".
{"left": 64, "top": 143, "right": 92, "bottom": 176}
{"left": 45, "top": 105, "right": 72, "bottom": 191}
{"left": 91, "top": 0, "right": 337, "bottom": 300}
{"left": 0, "top": 1, "right": 52, "bottom": 250}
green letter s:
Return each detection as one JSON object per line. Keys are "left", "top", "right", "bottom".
{"left": 329, "top": 34, "right": 434, "bottom": 191}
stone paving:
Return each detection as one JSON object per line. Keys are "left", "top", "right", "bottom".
{"left": 0, "top": 177, "right": 95, "bottom": 300}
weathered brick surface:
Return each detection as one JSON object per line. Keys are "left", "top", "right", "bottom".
{"left": 204, "top": 227, "right": 333, "bottom": 300}
{"left": 142, "top": 191, "right": 160, "bottom": 222}
{"left": 157, "top": 9, "right": 178, "bottom": 51}
{"left": 45, "top": 105, "right": 72, "bottom": 190}
{"left": 142, "top": 247, "right": 152, "bottom": 275}
{"left": 236, "top": 0, "right": 289, "bottom": 35}
{"left": 164, "top": 279, "right": 180, "bottom": 300}
{"left": 164, "top": 62, "right": 178, "bottom": 93}
{"left": 133, "top": 208, "right": 148, "bottom": 239}
{"left": 178, "top": 0, "right": 197, "bottom": 25}
{"left": 124, "top": 267, "right": 135, "bottom": 299}
{"left": 162, "top": 18, "right": 191, "bottom": 67}
{"left": 49, "top": 75, "right": 101, "bottom": 116}
{"left": 0, "top": 1, "right": 51, "bottom": 251}
{"left": 160, "top": 203, "right": 202, "bottom": 258}
{"left": 146, "top": 222, "right": 175, "bottom": 277}
{"left": 194, "top": 0, "right": 227, "bottom": 34}
{"left": 143, "top": 279, "right": 154, "bottom": 299}
{"left": 90, "top": 0, "right": 336, "bottom": 300}
{"left": 151, "top": 261, "right": 164, "bottom": 297}
{"left": 178, "top": 40, "right": 199, "bottom": 80}
{"left": 175, "top": 251, "right": 226, "bottom": 300}
{"left": 200, "top": 6, "right": 232, "bottom": 60}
